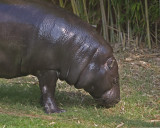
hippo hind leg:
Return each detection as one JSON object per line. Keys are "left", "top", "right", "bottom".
{"left": 36, "top": 70, "right": 65, "bottom": 114}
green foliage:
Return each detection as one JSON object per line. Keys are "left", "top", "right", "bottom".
{"left": 148, "top": 0, "right": 160, "bottom": 23}
{"left": 51, "top": 0, "right": 160, "bottom": 49}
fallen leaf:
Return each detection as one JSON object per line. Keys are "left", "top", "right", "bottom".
{"left": 125, "top": 57, "right": 133, "bottom": 62}
{"left": 150, "top": 120, "right": 160, "bottom": 123}
{"left": 94, "top": 123, "right": 98, "bottom": 127}
{"left": 49, "top": 122, "right": 55, "bottom": 125}
{"left": 116, "top": 122, "right": 124, "bottom": 128}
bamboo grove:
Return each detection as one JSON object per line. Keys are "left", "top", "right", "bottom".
{"left": 50, "top": 0, "right": 160, "bottom": 49}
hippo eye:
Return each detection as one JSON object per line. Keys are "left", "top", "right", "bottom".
{"left": 104, "top": 57, "right": 115, "bottom": 70}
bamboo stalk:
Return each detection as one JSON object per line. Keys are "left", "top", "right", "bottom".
{"left": 71, "top": 0, "right": 79, "bottom": 16}
{"left": 127, "top": 0, "right": 130, "bottom": 45}
{"left": 110, "top": 0, "right": 119, "bottom": 42}
{"left": 100, "top": 0, "right": 109, "bottom": 42}
{"left": 108, "top": 0, "right": 110, "bottom": 42}
{"left": 83, "top": 0, "right": 89, "bottom": 23}
{"left": 111, "top": 0, "right": 118, "bottom": 18}
{"left": 123, "top": 32, "right": 126, "bottom": 50}
{"left": 155, "top": 22, "right": 158, "bottom": 46}
{"left": 108, "top": 0, "right": 115, "bottom": 43}
{"left": 128, "top": 20, "right": 130, "bottom": 45}
{"left": 159, "top": 0, "right": 160, "bottom": 16}
{"left": 71, "top": 0, "right": 76, "bottom": 14}
{"left": 74, "top": 1, "right": 80, "bottom": 16}
{"left": 117, "top": 6, "right": 122, "bottom": 44}
{"left": 59, "top": 0, "right": 64, "bottom": 8}
{"left": 107, "top": 0, "right": 110, "bottom": 27}
{"left": 145, "top": 0, "right": 151, "bottom": 49}
{"left": 140, "top": 1, "right": 145, "bottom": 21}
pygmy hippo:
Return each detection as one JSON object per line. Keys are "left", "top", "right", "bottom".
{"left": 0, "top": 0, "right": 120, "bottom": 113}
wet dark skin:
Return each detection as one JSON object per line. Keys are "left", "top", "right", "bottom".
{"left": 0, "top": 0, "right": 120, "bottom": 114}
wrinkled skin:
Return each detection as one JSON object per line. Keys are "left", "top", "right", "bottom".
{"left": 0, "top": 0, "right": 120, "bottom": 113}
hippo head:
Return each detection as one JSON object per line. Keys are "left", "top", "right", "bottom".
{"left": 75, "top": 54, "right": 120, "bottom": 108}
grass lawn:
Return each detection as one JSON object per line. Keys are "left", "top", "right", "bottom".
{"left": 0, "top": 50, "right": 160, "bottom": 128}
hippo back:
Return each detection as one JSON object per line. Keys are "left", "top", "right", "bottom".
{"left": 0, "top": 0, "right": 113, "bottom": 85}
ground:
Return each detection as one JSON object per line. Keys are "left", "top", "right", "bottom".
{"left": 0, "top": 49, "right": 160, "bottom": 128}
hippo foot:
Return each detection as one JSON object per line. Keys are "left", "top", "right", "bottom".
{"left": 45, "top": 107, "right": 66, "bottom": 114}
{"left": 43, "top": 97, "right": 65, "bottom": 114}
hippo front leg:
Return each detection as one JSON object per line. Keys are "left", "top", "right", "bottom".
{"left": 36, "top": 70, "right": 64, "bottom": 114}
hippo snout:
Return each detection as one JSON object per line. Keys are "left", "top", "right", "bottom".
{"left": 96, "top": 85, "right": 120, "bottom": 108}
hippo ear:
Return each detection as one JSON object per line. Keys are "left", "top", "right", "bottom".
{"left": 104, "top": 57, "right": 115, "bottom": 70}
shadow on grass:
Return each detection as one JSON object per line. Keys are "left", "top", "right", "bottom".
{"left": 0, "top": 83, "right": 94, "bottom": 108}
{"left": 55, "top": 90, "right": 94, "bottom": 107}
{"left": 0, "top": 83, "right": 41, "bottom": 107}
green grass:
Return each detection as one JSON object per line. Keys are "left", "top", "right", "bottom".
{"left": 0, "top": 52, "right": 160, "bottom": 127}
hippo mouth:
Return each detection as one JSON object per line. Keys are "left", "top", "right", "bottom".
{"left": 94, "top": 85, "right": 120, "bottom": 108}
{"left": 95, "top": 96, "right": 120, "bottom": 108}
